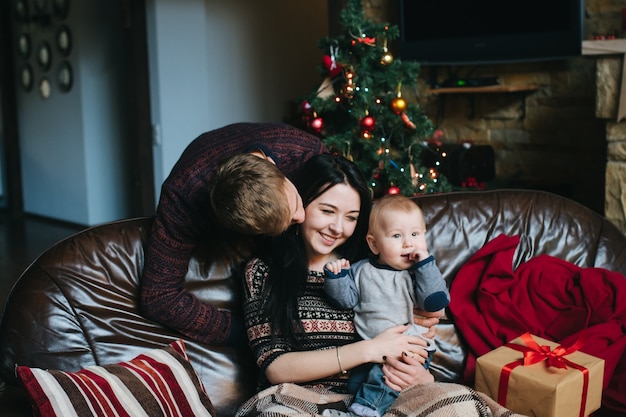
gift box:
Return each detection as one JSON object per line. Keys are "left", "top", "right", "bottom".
{"left": 475, "top": 333, "right": 604, "bottom": 417}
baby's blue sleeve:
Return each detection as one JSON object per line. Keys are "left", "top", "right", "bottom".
{"left": 324, "top": 266, "right": 360, "bottom": 309}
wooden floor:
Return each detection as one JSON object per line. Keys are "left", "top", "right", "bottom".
{"left": 0, "top": 211, "right": 85, "bottom": 312}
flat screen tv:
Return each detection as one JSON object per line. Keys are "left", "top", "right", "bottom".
{"left": 396, "top": 0, "right": 584, "bottom": 66}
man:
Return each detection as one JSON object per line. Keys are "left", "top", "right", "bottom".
{"left": 140, "top": 122, "right": 327, "bottom": 345}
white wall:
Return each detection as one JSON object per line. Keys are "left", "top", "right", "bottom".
{"left": 14, "top": 0, "right": 132, "bottom": 225}
{"left": 146, "top": 0, "right": 328, "bottom": 202}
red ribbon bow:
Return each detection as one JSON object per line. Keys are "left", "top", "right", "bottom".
{"left": 498, "top": 332, "right": 590, "bottom": 417}
{"left": 515, "top": 332, "right": 585, "bottom": 369}
{"left": 357, "top": 36, "right": 376, "bottom": 45}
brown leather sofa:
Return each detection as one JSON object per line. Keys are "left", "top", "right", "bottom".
{"left": 1, "top": 189, "right": 625, "bottom": 417}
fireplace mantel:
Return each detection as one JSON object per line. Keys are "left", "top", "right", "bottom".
{"left": 582, "top": 39, "right": 626, "bottom": 122}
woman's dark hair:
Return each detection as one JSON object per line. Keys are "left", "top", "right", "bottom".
{"left": 261, "top": 153, "right": 372, "bottom": 345}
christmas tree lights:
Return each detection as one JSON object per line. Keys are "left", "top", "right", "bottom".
{"left": 299, "top": 0, "right": 451, "bottom": 197}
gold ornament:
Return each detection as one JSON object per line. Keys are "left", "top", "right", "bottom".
{"left": 380, "top": 37, "right": 393, "bottom": 66}
{"left": 391, "top": 97, "right": 407, "bottom": 114}
{"left": 380, "top": 51, "right": 394, "bottom": 66}
{"left": 391, "top": 83, "right": 406, "bottom": 113}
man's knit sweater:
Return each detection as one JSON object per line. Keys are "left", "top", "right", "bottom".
{"left": 140, "top": 122, "right": 326, "bottom": 346}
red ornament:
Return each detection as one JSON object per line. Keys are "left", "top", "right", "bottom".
{"left": 309, "top": 117, "right": 324, "bottom": 133}
{"left": 359, "top": 115, "right": 376, "bottom": 132}
{"left": 461, "top": 177, "right": 486, "bottom": 190}
{"left": 387, "top": 185, "right": 401, "bottom": 195}
{"left": 301, "top": 100, "right": 313, "bottom": 116}
{"left": 322, "top": 55, "right": 343, "bottom": 78}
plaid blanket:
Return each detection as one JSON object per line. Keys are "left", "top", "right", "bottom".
{"left": 235, "top": 382, "right": 527, "bottom": 417}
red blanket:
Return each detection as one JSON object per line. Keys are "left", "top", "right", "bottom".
{"left": 449, "top": 234, "right": 626, "bottom": 415}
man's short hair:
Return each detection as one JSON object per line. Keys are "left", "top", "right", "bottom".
{"left": 209, "top": 153, "right": 291, "bottom": 236}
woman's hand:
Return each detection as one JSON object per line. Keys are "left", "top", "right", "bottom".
{"left": 265, "top": 326, "right": 426, "bottom": 385}
{"left": 413, "top": 308, "right": 443, "bottom": 339}
{"left": 382, "top": 353, "right": 434, "bottom": 391}
{"left": 368, "top": 325, "right": 429, "bottom": 364}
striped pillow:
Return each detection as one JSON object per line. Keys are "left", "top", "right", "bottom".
{"left": 16, "top": 339, "right": 215, "bottom": 417}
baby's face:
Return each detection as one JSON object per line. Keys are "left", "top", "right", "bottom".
{"left": 368, "top": 210, "right": 427, "bottom": 270}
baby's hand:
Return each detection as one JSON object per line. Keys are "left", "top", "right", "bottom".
{"left": 325, "top": 258, "right": 350, "bottom": 275}
{"left": 408, "top": 249, "right": 430, "bottom": 262}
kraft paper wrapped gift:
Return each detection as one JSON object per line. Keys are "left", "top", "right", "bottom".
{"left": 475, "top": 333, "right": 604, "bottom": 417}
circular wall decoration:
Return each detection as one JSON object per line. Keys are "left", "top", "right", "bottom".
{"left": 39, "top": 78, "right": 51, "bottom": 99}
{"left": 37, "top": 41, "right": 52, "bottom": 71}
{"left": 15, "top": 0, "right": 30, "bottom": 22}
{"left": 56, "top": 25, "right": 71, "bottom": 55}
{"left": 53, "top": 0, "right": 69, "bottom": 20}
{"left": 57, "top": 61, "right": 72, "bottom": 92}
{"left": 20, "top": 64, "right": 34, "bottom": 92}
{"left": 17, "top": 33, "right": 31, "bottom": 59}
{"left": 34, "top": 0, "right": 49, "bottom": 14}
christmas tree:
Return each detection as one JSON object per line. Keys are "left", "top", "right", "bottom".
{"left": 298, "top": 0, "right": 451, "bottom": 197}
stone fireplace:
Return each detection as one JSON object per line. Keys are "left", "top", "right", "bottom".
{"left": 583, "top": 39, "right": 626, "bottom": 234}
{"left": 349, "top": 0, "right": 623, "bottom": 231}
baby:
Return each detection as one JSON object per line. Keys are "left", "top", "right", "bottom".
{"left": 324, "top": 194, "right": 449, "bottom": 417}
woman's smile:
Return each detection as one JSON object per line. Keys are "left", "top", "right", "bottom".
{"left": 320, "top": 231, "right": 339, "bottom": 245}
{"left": 301, "top": 183, "right": 361, "bottom": 270}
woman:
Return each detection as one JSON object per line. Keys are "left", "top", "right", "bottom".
{"left": 237, "top": 154, "right": 435, "bottom": 416}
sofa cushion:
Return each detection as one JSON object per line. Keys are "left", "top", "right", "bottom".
{"left": 0, "top": 217, "right": 256, "bottom": 416}
{"left": 16, "top": 339, "right": 215, "bottom": 417}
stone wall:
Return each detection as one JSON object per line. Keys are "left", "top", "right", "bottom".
{"left": 596, "top": 55, "right": 626, "bottom": 233}
{"left": 606, "top": 120, "right": 626, "bottom": 232}
{"left": 351, "top": 0, "right": 624, "bottom": 225}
